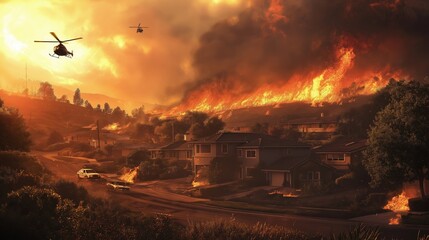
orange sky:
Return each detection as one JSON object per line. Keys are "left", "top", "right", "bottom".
{"left": 0, "top": 0, "right": 248, "bottom": 111}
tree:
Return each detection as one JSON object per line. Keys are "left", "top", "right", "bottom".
{"left": 95, "top": 104, "right": 102, "bottom": 112}
{"left": 363, "top": 81, "right": 429, "bottom": 198}
{"left": 37, "top": 82, "right": 56, "bottom": 101}
{"left": 84, "top": 100, "right": 93, "bottom": 110}
{"left": 112, "top": 106, "right": 126, "bottom": 121}
{"left": 103, "top": 102, "right": 112, "bottom": 114}
{"left": 73, "top": 88, "right": 84, "bottom": 106}
{"left": 58, "top": 95, "right": 69, "bottom": 104}
{"left": 0, "top": 103, "right": 31, "bottom": 151}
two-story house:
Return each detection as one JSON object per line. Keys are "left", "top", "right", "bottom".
{"left": 313, "top": 138, "right": 367, "bottom": 171}
{"left": 192, "top": 132, "right": 264, "bottom": 175}
{"left": 149, "top": 140, "right": 193, "bottom": 163}
{"left": 237, "top": 136, "right": 311, "bottom": 179}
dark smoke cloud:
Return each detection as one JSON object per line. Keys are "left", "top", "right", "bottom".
{"left": 184, "top": 0, "right": 429, "bottom": 100}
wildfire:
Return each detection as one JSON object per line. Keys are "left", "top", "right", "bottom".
{"left": 192, "top": 180, "right": 209, "bottom": 187}
{"left": 167, "top": 47, "right": 397, "bottom": 116}
{"left": 383, "top": 191, "right": 410, "bottom": 225}
{"left": 119, "top": 167, "right": 139, "bottom": 183}
{"left": 384, "top": 191, "right": 410, "bottom": 212}
{"left": 104, "top": 122, "right": 119, "bottom": 131}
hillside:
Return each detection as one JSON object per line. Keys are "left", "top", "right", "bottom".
{"left": 0, "top": 91, "right": 116, "bottom": 147}
{"left": 221, "top": 95, "right": 373, "bottom": 128}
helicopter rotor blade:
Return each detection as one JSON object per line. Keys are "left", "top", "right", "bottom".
{"left": 50, "top": 32, "right": 61, "bottom": 43}
{"left": 62, "top": 37, "right": 83, "bottom": 43}
{"left": 34, "top": 40, "right": 58, "bottom": 43}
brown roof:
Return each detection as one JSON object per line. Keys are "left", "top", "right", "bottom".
{"left": 193, "top": 132, "right": 264, "bottom": 143}
{"left": 237, "top": 135, "right": 309, "bottom": 148}
{"left": 313, "top": 138, "right": 367, "bottom": 153}
{"left": 150, "top": 141, "right": 192, "bottom": 151}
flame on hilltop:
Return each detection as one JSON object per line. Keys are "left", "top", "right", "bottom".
{"left": 168, "top": 47, "right": 399, "bottom": 115}
{"left": 383, "top": 191, "right": 410, "bottom": 225}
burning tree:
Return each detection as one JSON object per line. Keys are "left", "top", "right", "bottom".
{"left": 364, "top": 81, "right": 429, "bottom": 198}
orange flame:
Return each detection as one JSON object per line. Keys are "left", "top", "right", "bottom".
{"left": 383, "top": 191, "right": 410, "bottom": 225}
{"left": 119, "top": 167, "right": 138, "bottom": 183}
{"left": 384, "top": 191, "right": 410, "bottom": 212}
{"left": 104, "top": 122, "right": 119, "bottom": 131}
{"left": 166, "top": 47, "right": 401, "bottom": 116}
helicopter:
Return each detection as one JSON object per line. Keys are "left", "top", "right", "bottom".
{"left": 129, "top": 23, "right": 149, "bottom": 33}
{"left": 34, "top": 32, "right": 82, "bottom": 58}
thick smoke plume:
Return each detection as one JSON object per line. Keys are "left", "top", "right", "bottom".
{"left": 175, "top": 0, "right": 429, "bottom": 112}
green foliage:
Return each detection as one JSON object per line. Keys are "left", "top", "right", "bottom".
{"left": 0, "top": 106, "right": 31, "bottom": 151}
{"left": 330, "top": 224, "right": 380, "bottom": 240}
{"left": 209, "top": 157, "right": 239, "bottom": 184}
{"left": 363, "top": 81, "right": 429, "bottom": 197}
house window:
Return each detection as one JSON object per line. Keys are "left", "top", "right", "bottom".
{"left": 237, "top": 149, "right": 242, "bottom": 157}
{"left": 201, "top": 144, "right": 211, "bottom": 153}
{"left": 327, "top": 153, "right": 345, "bottom": 161}
{"left": 186, "top": 150, "right": 192, "bottom": 158}
{"left": 221, "top": 144, "right": 228, "bottom": 153}
{"left": 246, "top": 150, "right": 256, "bottom": 158}
{"left": 196, "top": 145, "right": 200, "bottom": 153}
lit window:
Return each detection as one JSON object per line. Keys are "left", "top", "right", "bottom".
{"left": 246, "top": 150, "right": 256, "bottom": 158}
{"left": 327, "top": 153, "right": 345, "bottom": 161}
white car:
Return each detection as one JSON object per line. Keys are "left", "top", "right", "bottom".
{"left": 106, "top": 181, "right": 130, "bottom": 191}
{"left": 77, "top": 168, "right": 101, "bottom": 179}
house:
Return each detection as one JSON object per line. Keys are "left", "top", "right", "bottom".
{"left": 192, "top": 132, "right": 265, "bottom": 175}
{"left": 282, "top": 115, "right": 338, "bottom": 134}
{"left": 236, "top": 136, "right": 311, "bottom": 179}
{"left": 149, "top": 140, "right": 193, "bottom": 162}
{"left": 261, "top": 156, "right": 335, "bottom": 187}
{"left": 313, "top": 138, "right": 367, "bottom": 171}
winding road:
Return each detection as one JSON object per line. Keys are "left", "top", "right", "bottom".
{"left": 35, "top": 152, "right": 429, "bottom": 239}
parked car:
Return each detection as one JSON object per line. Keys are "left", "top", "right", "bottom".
{"left": 106, "top": 181, "right": 130, "bottom": 191}
{"left": 77, "top": 168, "right": 101, "bottom": 179}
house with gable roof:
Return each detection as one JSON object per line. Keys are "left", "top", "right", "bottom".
{"left": 313, "top": 138, "right": 367, "bottom": 171}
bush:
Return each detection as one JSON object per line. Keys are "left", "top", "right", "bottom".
{"left": 183, "top": 219, "right": 312, "bottom": 240}
{"left": 53, "top": 180, "right": 89, "bottom": 205}
{"left": 209, "top": 157, "right": 239, "bottom": 184}
{"left": 329, "top": 224, "right": 380, "bottom": 240}
{"left": 0, "top": 151, "right": 45, "bottom": 176}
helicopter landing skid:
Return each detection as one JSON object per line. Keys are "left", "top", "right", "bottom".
{"left": 49, "top": 53, "right": 59, "bottom": 58}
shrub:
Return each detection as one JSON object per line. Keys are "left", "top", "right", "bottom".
{"left": 330, "top": 224, "right": 380, "bottom": 240}
{"left": 182, "top": 218, "right": 312, "bottom": 240}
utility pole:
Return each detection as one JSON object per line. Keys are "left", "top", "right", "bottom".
{"left": 96, "top": 120, "right": 101, "bottom": 150}
{"left": 171, "top": 121, "right": 175, "bottom": 143}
